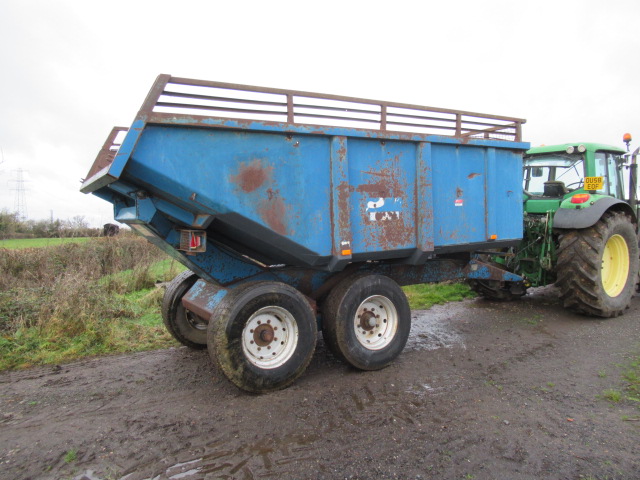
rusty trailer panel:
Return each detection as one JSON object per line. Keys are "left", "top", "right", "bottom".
{"left": 81, "top": 75, "right": 528, "bottom": 279}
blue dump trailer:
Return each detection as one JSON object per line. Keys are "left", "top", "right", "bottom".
{"left": 82, "top": 75, "right": 529, "bottom": 392}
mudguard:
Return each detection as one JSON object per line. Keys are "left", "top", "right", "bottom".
{"left": 553, "top": 197, "right": 636, "bottom": 229}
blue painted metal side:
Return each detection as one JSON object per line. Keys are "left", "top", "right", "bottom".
{"left": 82, "top": 73, "right": 530, "bottom": 299}
{"left": 488, "top": 148, "right": 524, "bottom": 240}
{"left": 86, "top": 121, "right": 526, "bottom": 272}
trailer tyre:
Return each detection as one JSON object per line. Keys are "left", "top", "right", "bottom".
{"left": 208, "top": 282, "right": 316, "bottom": 393}
{"left": 556, "top": 211, "right": 639, "bottom": 317}
{"left": 162, "top": 270, "right": 208, "bottom": 349}
{"left": 323, "top": 274, "right": 411, "bottom": 370}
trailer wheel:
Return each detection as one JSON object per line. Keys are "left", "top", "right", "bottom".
{"left": 322, "top": 274, "right": 411, "bottom": 370}
{"left": 208, "top": 282, "right": 316, "bottom": 393}
{"left": 556, "top": 211, "right": 639, "bottom": 317}
{"left": 162, "top": 270, "right": 208, "bottom": 349}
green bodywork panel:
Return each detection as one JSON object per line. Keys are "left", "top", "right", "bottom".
{"left": 557, "top": 193, "right": 610, "bottom": 210}
{"left": 525, "top": 198, "right": 562, "bottom": 214}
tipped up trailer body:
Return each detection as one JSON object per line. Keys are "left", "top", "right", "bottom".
{"left": 82, "top": 75, "right": 529, "bottom": 392}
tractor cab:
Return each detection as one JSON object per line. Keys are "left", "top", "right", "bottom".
{"left": 523, "top": 143, "right": 629, "bottom": 214}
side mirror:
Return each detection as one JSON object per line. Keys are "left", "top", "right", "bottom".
{"left": 532, "top": 167, "right": 544, "bottom": 177}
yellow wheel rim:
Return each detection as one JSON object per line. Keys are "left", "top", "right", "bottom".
{"left": 601, "top": 234, "right": 629, "bottom": 297}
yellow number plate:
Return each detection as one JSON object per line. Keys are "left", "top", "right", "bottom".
{"left": 584, "top": 176, "right": 604, "bottom": 191}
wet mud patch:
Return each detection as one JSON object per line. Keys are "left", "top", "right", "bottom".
{"left": 405, "top": 303, "right": 468, "bottom": 352}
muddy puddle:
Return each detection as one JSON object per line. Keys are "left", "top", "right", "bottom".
{"left": 405, "top": 303, "right": 467, "bottom": 352}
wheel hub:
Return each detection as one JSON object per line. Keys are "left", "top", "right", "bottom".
{"left": 242, "top": 306, "right": 298, "bottom": 369}
{"left": 359, "top": 309, "right": 378, "bottom": 331}
{"left": 254, "top": 324, "right": 275, "bottom": 346}
{"left": 185, "top": 311, "right": 208, "bottom": 331}
{"left": 354, "top": 295, "right": 399, "bottom": 351}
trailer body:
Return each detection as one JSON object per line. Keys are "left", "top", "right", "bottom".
{"left": 82, "top": 75, "right": 529, "bottom": 392}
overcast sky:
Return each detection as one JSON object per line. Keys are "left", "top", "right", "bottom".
{"left": 1, "top": 0, "right": 639, "bottom": 227}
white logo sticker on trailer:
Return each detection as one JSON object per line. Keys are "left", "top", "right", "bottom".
{"left": 366, "top": 197, "right": 402, "bottom": 221}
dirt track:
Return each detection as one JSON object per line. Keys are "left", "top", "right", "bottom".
{"left": 2, "top": 286, "right": 640, "bottom": 480}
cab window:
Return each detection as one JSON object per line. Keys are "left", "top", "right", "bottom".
{"left": 523, "top": 154, "right": 584, "bottom": 194}
{"left": 594, "top": 152, "right": 624, "bottom": 197}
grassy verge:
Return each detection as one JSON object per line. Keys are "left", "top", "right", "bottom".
{"left": 403, "top": 282, "right": 476, "bottom": 310}
{"left": 0, "top": 237, "right": 91, "bottom": 249}
{"left": 0, "top": 236, "right": 186, "bottom": 370}
{"left": 0, "top": 258, "right": 185, "bottom": 370}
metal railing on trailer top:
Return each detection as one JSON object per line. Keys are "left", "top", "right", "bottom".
{"left": 85, "top": 126, "right": 128, "bottom": 181}
{"left": 137, "top": 74, "right": 525, "bottom": 142}
{"left": 84, "top": 75, "right": 527, "bottom": 184}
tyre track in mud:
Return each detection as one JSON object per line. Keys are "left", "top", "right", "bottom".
{"left": 2, "top": 288, "right": 640, "bottom": 479}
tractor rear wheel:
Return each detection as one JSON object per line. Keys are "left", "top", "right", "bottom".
{"left": 556, "top": 211, "right": 639, "bottom": 317}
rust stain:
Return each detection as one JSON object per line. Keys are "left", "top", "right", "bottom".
{"left": 337, "top": 181, "right": 351, "bottom": 237}
{"left": 356, "top": 169, "right": 393, "bottom": 196}
{"left": 467, "top": 172, "right": 481, "bottom": 179}
{"left": 259, "top": 191, "right": 288, "bottom": 236}
{"left": 236, "top": 119, "right": 253, "bottom": 128}
{"left": 358, "top": 155, "right": 413, "bottom": 250}
{"left": 230, "top": 158, "right": 273, "bottom": 193}
{"left": 355, "top": 183, "right": 389, "bottom": 196}
{"left": 456, "top": 187, "right": 464, "bottom": 198}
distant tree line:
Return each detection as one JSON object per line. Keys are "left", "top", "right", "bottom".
{"left": 0, "top": 210, "right": 102, "bottom": 239}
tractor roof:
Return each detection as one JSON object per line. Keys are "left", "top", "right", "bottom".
{"left": 526, "top": 142, "right": 626, "bottom": 155}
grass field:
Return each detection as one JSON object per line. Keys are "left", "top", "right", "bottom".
{"left": 0, "top": 237, "right": 91, "bottom": 249}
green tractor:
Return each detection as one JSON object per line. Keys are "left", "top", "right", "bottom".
{"left": 471, "top": 135, "right": 640, "bottom": 317}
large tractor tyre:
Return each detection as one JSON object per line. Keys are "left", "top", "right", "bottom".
{"left": 556, "top": 211, "right": 639, "bottom": 317}
{"left": 161, "top": 270, "right": 208, "bottom": 349}
{"left": 322, "top": 274, "right": 411, "bottom": 371}
{"left": 208, "top": 282, "right": 317, "bottom": 393}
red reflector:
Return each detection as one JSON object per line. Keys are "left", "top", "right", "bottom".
{"left": 190, "top": 233, "right": 201, "bottom": 248}
{"left": 570, "top": 194, "right": 590, "bottom": 204}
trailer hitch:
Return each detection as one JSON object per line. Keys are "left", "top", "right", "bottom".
{"left": 463, "top": 259, "right": 524, "bottom": 283}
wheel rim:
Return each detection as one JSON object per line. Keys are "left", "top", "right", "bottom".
{"left": 601, "top": 234, "right": 629, "bottom": 297}
{"left": 184, "top": 310, "right": 208, "bottom": 331}
{"left": 353, "top": 295, "right": 398, "bottom": 350}
{"left": 242, "top": 306, "right": 299, "bottom": 369}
